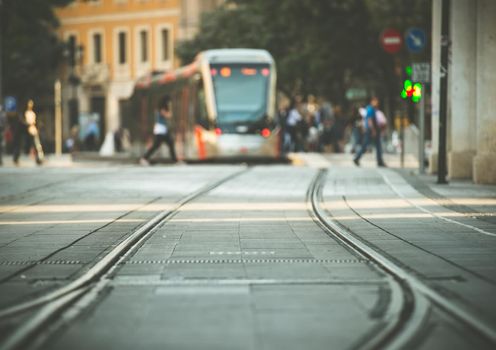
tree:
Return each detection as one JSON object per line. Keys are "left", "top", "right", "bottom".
{"left": 0, "top": 0, "right": 73, "bottom": 104}
{"left": 177, "top": 0, "right": 379, "bottom": 102}
{"left": 176, "top": 0, "right": 430, "bottom": 108}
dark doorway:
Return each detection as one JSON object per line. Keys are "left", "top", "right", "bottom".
{"left": 90, "top": 96, "right": 106, "bottom": 144}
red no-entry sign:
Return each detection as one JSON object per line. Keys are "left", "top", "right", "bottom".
{"left": 381, "top": 28, "right": 402, "bottom": 54}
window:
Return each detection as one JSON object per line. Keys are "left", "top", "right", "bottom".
{"left": 211, "top": 64, "right": 270, "bottom": 124}
{"left": 161, "top": 29, "right": 169, "bottom": 61}
{"left": 140, "top": 30, "right": 148, "bottom": 63}
{"left": 155, "top": 25, "right": 173, "bottom": 69}
{"left": 93, "top": 33, "right": 102, "bottom": 63}
{"left": 118, "top": 32, "right": 127, "bottom": 64}
{"left": 68, "top": 35, "right": 77, "bottom": 65}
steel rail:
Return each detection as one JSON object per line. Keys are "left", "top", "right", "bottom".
{"left": 0, "top": 168, "right": 248, "bottom": 350}
{"left": 311, "top": 169, "right": 496, "bottom": 348}
{"left": 309, "top": 170, "right": 430, "bottom": 350}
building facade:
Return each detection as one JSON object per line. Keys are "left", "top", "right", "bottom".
{"left": 430, "top": 0, "right": 496, "bottom": 184}
{"left": 56, "top": 0, "right": 222, "bottom": 144}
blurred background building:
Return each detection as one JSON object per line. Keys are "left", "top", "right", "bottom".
{"left": 55, "top": 0, "right": 223, "bottom": 145}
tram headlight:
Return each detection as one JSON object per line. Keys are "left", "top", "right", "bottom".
{"left": 220, "top": 67, "right": 231, "bottom": 77}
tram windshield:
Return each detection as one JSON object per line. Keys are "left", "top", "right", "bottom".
{"left": 211, "top": 64, "right": 270, "bottom": 125}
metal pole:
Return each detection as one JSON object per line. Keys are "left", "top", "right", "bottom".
{"left": 437, "top": 0, "right": 450, "bottom": 184}
{"left": 0, "top": 0, "right": 3, "bottom": 107}
{"left": 419, "top": 91, "right": 426, "bottom": 174}
{"left": 400, "top": 114, "right": 405, "bottom": 168}
{"left": 55, "top": 80, "right": 62, "bottom": 155}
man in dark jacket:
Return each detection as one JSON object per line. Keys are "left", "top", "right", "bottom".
{"left": 140, "top": 95, "right": 177, "bottom": 165}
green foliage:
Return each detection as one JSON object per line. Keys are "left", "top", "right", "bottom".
{"left": 1, "top": 0, "right": 73, "bottom": 102}
{"left": 177, "top": 0, "right": 430, "bottom": 104}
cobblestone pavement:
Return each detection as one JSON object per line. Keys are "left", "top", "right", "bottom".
{"left": 0, "top": 157, "right": 495, "bottom": 349}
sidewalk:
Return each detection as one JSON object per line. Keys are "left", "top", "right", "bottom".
{"left": 294, "top": 152, "right": 496, "bottom": 221}
{"left": 0, "top": 152, "right": 139, "bottom": 168}
{"left": 0, "top": 154, "right": 73, "bottom": 168}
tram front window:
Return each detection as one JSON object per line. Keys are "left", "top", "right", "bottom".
{"left": 211, "top": 64, "right": 270, "bottom": 129}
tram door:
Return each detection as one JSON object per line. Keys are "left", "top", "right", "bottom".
{"left": 90, "top": 96, "right": 106, "bottom": 145}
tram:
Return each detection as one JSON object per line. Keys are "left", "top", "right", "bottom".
{"left": 122, "top": 49, "right": 281, "bottom": 160}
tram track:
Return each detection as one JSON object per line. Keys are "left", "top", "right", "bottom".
{"left": 2, "top": 166, "right": 495, "bottom": 350}
{"left": 0, "top": 168, "right": 248, "bottom": 350}
{"left": 341, "top": 194, "right": 496, "bottom": 286}
{"left": 0, "top": 196, "right": 165, "bottom": 285}
{"left": 310, "top": 169, "right": 496, "bottom": 349}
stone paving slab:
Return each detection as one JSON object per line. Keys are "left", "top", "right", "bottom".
{"left": 42, "top": 166, "right": 386, "bottom": 350}
{"left": 321, "top": 164, "right": 496, "bottom": 328}
{"left": 4, "top": 160, "right": 494, "bottom": 349}
{"left": 0, "top": 165, "right": 243, "bottom": 308}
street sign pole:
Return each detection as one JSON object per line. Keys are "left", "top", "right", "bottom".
{"left": 419, "top": 94, "right": 425, "bottom": 174}
{"left": 55, "top": 80, "right": 62, "bottom": 156}
{"left": 437, "top": 0, "right": 450, "bottom": 184}
{"left": 400, "top": 114, "right": 405, "bottom": 168}
{"left": 412, "top": 64, "right": 430, "bottom": 175}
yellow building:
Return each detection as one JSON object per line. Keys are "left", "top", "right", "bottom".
{"left": 56, "top": 0, "right": 222, "bottom": 144}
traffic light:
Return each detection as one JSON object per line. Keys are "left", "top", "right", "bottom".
{"left": 401, "top": 66, "right": 422, "bottom": 103}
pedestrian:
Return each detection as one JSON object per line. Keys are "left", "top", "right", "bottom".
{"left": 277, "top": 100, "right": 291, "bottom": 153}
{"left": 84, "top": 118, "right": 99, "bottom": 151}
{"left": 315, "top": 100, "right": 332, "bottom": 152}
{"left": 331, "top": 105, "right": 346, "bottom": 153}
{"left": 353, "top": 96, "right": 386, "bottom": 167}
{"left": 13, "top": 99, "right": 44, "bottom": 165}
{"left": 140, "top": 95, "right": 177, "bottom": 165}
{"left": 0, "top": 104, "right": 6, "bottom": 165}
{"left": 350, "top": 105, "right": 364, "bottom": 154}
{"left": 286, "top": 99, "right": 303, "bottom": 152}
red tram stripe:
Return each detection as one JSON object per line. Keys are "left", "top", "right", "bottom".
{"left": 195, "top": 126, "right": 207, "bottom": 160}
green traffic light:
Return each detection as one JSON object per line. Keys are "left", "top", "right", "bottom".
{"left": 405, "top": 66, "right": 412, "bottom": 76}
{"left": 401, "top": 81, "right": 422, "bottom": 102}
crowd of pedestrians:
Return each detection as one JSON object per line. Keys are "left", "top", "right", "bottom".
{"left": 0, "top": 93, "right": 389, "bottom": 167}
{"left": 278, "top": 95, "right": 388, "bottom": 167}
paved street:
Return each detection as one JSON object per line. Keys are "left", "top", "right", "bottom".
{"left": 0, "top": 154, "right": 495, "bottom": 350}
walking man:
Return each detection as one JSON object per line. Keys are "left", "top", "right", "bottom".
{"left": 286, "top": 99, "right": 303, "bottom": 152}
{"left": 353, "top": 96, "right": 386, "bottom": 167}
{"left": 140, "top": 95, "right": 177, "bottom": 165}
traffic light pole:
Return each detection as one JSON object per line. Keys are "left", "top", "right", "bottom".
{"left": 419, "top": 92, "right": 426, "bottom": 174}
{"left": 437, "top": 0, "right": 450, "bottom": 184}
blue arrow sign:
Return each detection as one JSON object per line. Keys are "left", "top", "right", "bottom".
{"left": 405, "top": 28, "right": 426, "bottom": 54}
